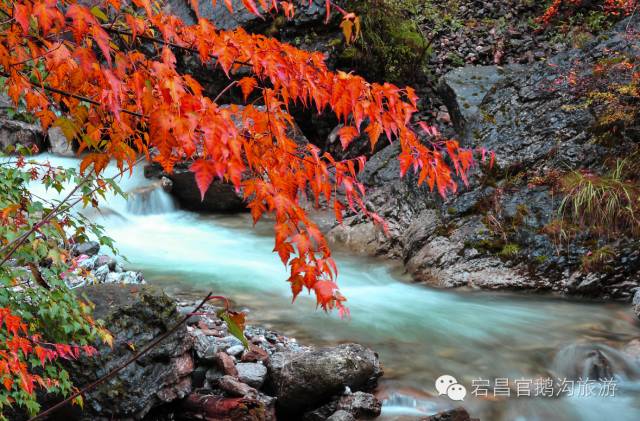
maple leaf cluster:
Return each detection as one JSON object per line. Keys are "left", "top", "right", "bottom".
{"left": 0, "top": 307, "right": 96, "bottom": 400}
{"left": 0, "top": 0, "right": 474, "bottom": 315}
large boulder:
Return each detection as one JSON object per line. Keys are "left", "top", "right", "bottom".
{"left": 0, "top": 93, "right": 45, "bottom": 153}
{"left": 267, "top": 343, "right": 382, "bottom": 414}
{"left": 66, "top": 284, "right": 194, "bottom": 419}
{"left": 144, "top": 161, "right": 247, "bottom": 212}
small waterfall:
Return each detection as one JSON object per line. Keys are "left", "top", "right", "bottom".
{"left": 126, "top": 182, "right": 176, "bottom": 215}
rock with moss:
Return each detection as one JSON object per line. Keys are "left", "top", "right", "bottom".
{"left": 65, "top": 284, "right": 194, "bottom": 420}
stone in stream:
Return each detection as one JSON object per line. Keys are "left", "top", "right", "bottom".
{"left": 336, "top": 391, "right": 382, "bottom": 419}
{"left": 267, "top": 343, "right": 382, "bottom": 414}
{"left": 326, "top": 410, "right": 356, "bottom": 421}
{"left": 551, "top": 343, "right": 640, "bottom": 381}
{"left": 423, "top": 407, "right": 478, "bottom": 421}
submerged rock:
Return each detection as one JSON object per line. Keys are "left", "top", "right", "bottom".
{"left": 424, "top": 407, "right": 478, "bottom": 421}
{"left": 267, "top": 343, "right": 382, "bottom": 414}
{"left": 551, "top": 343, "right": 640, "bottom": 381}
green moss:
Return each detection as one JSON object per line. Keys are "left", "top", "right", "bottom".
{"left": 499, "top": 243, "right": 521, "bottom": 258}
{"left": 342, "top": 0, "right": 430, "bottom": 83}
{"left": 535, "top": 255, "right": 548, "bottom": 264}
{"left": 447, "top": 52, "right": 465, "bottom": 67}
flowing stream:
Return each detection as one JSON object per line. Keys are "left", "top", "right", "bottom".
{"left": 30, "top": 155, "right": 640, "bottom": 421}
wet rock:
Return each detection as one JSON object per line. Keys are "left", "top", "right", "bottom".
{"left": 71, "top": 241, "right": 100, "bottom": 257}
{"left": 267, "top": 343, "right": 382, "bottom": 414}
{"left": 0, "top": 117, "right": 45, "bottom": 153}
{"left": 216, "top": 351, "right": 239, "bottom": 376}
{"left": 218, "top": 375, "right": 258, "bottom": 397}
{"left": 633, "top": 289, "right": 640, "bottom": 320}
{"left": 326, "top": 410, "right": 356, "bottom": 421}
{"left": 551, "top": 343, "right": 640, "bottom": 381}
{"left": 227, "top": 344, "right": 245, "bottom": 357}
{"left": 66, "top": 284, "right": 194, "bottom": 419}
{"left": 424, "top": 407, "right": 478, "bottom": 421}
{"left": 144, "top": 162, "right": 246, "bottom": 213}
{"left": 180, "top": 390, "right": 276, "bottom": 421}
{"left": 336, "top": 391, "right": 381, "bottom": 419}
{"left": 236, "top": 362, "right": 267, "bottom": 389}
{"left": 437, "top": 65, "right": 522, "bottom": 136}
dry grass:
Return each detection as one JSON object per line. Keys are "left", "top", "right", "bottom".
{"left": 559, "top": 159, "right": 640, "bottom": 238}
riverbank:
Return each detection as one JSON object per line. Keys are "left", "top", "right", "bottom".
{"left": 55, "top": 282, "right": 482, "bottom": 421}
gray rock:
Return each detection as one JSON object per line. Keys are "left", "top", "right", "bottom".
{"left": 437, "top": 65, "right": 523, "bottom": 136}
{"left": 337, "top": 391, "right": 381, "bottom": 418}
{"left": 329, "top": 15, "right": 640, "bottom": 301}
{"left": 66, "top": 285, "right": 195, "bottom": 419}
{"left": 226, "top": 344, "right": 245, "bottom": 357}
{"left": 0, "top": 118, "right": 45, "bottom": 153}
{"left": 326, "top": 410, "right": 355, "bottom": 421}
{"left": 633, "top": 289, "right": 640, "bottom": 320}
{"left": 95, "top": 254, "right": 117, "bottom": 271}
{"left": 72, "top": 241, "right": 100, "bottom": 257}
{"left": 104, "top": 271, "right": 145, "bottom": 284}
{"left": 424, "top": 407, "right": 477, "bottom": 421}
{"left": 236, "top": 362, "right": 267, "bottom": 389}
{"left": 93, "top": 264, "right": 110, "bottom": 283}
{"left": 268, "top": 343, "right": 382, "bottom": 414}
{"left": 193, "top": 331, "right": 219, "bottom": 362}
{"left": 47, "top": 126, "right": 75, "bottom": 156}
